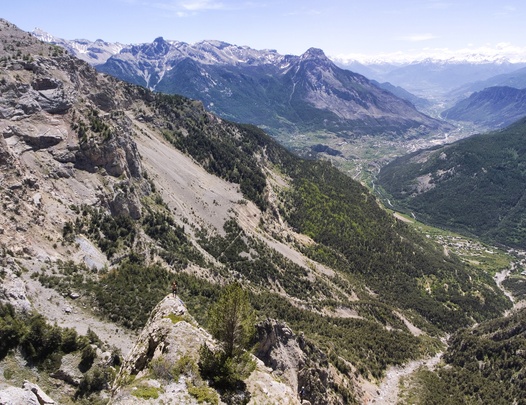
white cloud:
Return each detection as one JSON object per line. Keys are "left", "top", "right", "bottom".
{"left": 495, "top": 5, "right": 517, "bottom": 16}
{"left": 139, "top": 0, "right": 260, "bottom": 16}
{"left": 332, "top": 43, "right": 526, "bottom": 65}
{"left": 179, "top": 0, "right": 224, "bottom": 11}
{"left": 397, "top": 34, "right": 438, "bottom": 42}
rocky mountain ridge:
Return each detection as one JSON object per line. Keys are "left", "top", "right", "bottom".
{"left": 33, "top": 30, "right": 449, "bottom": 141}
{"left": 31, "top": 28, "right": 125, "bottom": 66}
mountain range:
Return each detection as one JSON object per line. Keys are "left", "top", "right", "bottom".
{"left": 32, "top": 31, "right": 449, "bottom": 140}
{"left": 33, "top": 30, "right": 526, "bottom": 165}
{"left": 337, "top": 58, "right": 526, "bottom": 99}
{"left": 2, "top": 18, "right": 522, "bottom": 404}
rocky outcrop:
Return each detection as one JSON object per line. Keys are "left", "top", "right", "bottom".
{"left": 116, "top": 295, "right": 208, "bottom": 379}
{"left": 0, "top": 264, "right": 32, "bottom": 314}
{"left": 22, "top": 380, "right": 56, "bottom": 404}
{"left": 256, "top": 319, "right": 353, "bottom": 405}
{"left": 50, "top": 353, "right": 84, "bottom": 386}
{"left": 31, "top": 77, "right": 73, "bottom": 114}
{"left": 0, "top": 386, "right": 40, "bottom": 405}
{"left": 0, "top": 78, "right": 72, "bottom": 120}
{"left": 256, "top": 320, "right": 307, "bottom": 393}
{"left": 3, "top": 124, "right": 64, "bottom": 150}
{"left": 0, "top": 22, "right": 150, "bottom": 239}
{"left": 113, "top": 297, "right": 301, "bottom": 404}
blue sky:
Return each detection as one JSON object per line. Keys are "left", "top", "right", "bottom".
{"left": 3, "top": 0, "right": 526, "bottom": 61}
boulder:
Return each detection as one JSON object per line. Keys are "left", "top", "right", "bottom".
{"left": 22, "top": 380, "right": 55, "bottom": 404}
{"left": 21, "top": 131, "right": 64, "bottom": 150}
{"left": 36, "top": 88, "right": 72, "bottom": 114}
{"left": 50, "top": 353, "right": 83, "bottom": 386}
{"left": 31, "top": 77, "right": 72, "bottom": 114}
{"left": 0, "top": 386, "right": 39, "bottom": 405}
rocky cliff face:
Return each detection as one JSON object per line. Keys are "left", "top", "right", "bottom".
{"left": 0, "top": 18, "right": 150, "bottom": 262}
{"left": 112, "top": 296, "right": 301, "bottom": 404}
{"left": 255, "top": 319, "right": 356, "bottom": 405}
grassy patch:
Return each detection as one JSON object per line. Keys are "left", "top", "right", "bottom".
{"left": 132, "top": 385, "right": 160, "bottom": 400}
{"left": 187, "top": 381, "right": 219, "bottom": 405}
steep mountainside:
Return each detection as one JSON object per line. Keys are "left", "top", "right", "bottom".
{"left": 0, "top": 19, "right": 513, "bottom": 404}
{"left": 378, "top": 117, "right": 526, "bottom": 247}
{"left": 36, "top": 34, "right": 449, "bottom": 139}
{"left": 371, "top": 80, "right": 432, "bottom": 110}
{"left": 442, "top": 86, "right": 526, "bottom": 129}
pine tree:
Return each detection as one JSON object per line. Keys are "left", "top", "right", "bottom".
{"left": 207, "top": 283, "right": 255, "bottom": 358}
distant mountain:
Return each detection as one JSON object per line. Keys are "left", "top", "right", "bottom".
{"left": 32, "top": 28, "right": 124, "bottom": 65}
{"left": 103, "top": 39, "right": 449, "bottom": 137}
{"left": 371, "top": 80, "right": 432, "bottom": 110}
{"left": 449, "top": 66, "right": 526, "bottom": 99}
{"left": 337, "top": 59, "right": 526, "bottom": 99}
{"left": 442, "top": 86, "right": 526, "bottom": 129}
{"left": 378, "top": 117, "right": 526, "bottom": 247}
{"left": 33, "top": 32, "right": 449, "bottom": 138}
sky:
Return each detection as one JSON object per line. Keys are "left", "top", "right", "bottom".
{"left": 3, "top": 0, "right": 526, "bottom": 62}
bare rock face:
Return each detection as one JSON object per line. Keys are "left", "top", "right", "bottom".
{"left": 116, "top": 295, "right": 206, "bottom": 379}
{"left": 255, "top": 319, "right": 349, "bottom": 405}
{"left": 255, "top": 319, "right": 307, "bottom": 392}
{"left": 0, "top": 265, "right": 32, "bottom": 314}
{"left": 22, "top": 380, "right": 56, "bottom": 404}
{"left": 0, "top": 76, "right": 72, "bottom": 120}
{"left": 2, "top": 124, "right": 64, "bottom": 151}
{"left": 32, "top": 79, "right": 73, "bottom": 114}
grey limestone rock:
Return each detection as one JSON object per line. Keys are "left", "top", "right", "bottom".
{"left": 0, "top": 386, "right": 39, "bottom": 405}
{"left": 22, "top": 381, "right": 56, "bottom": 404}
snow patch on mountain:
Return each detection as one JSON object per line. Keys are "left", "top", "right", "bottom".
{"left": 32, "top": 28, "right": 125, "bottom": 65}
